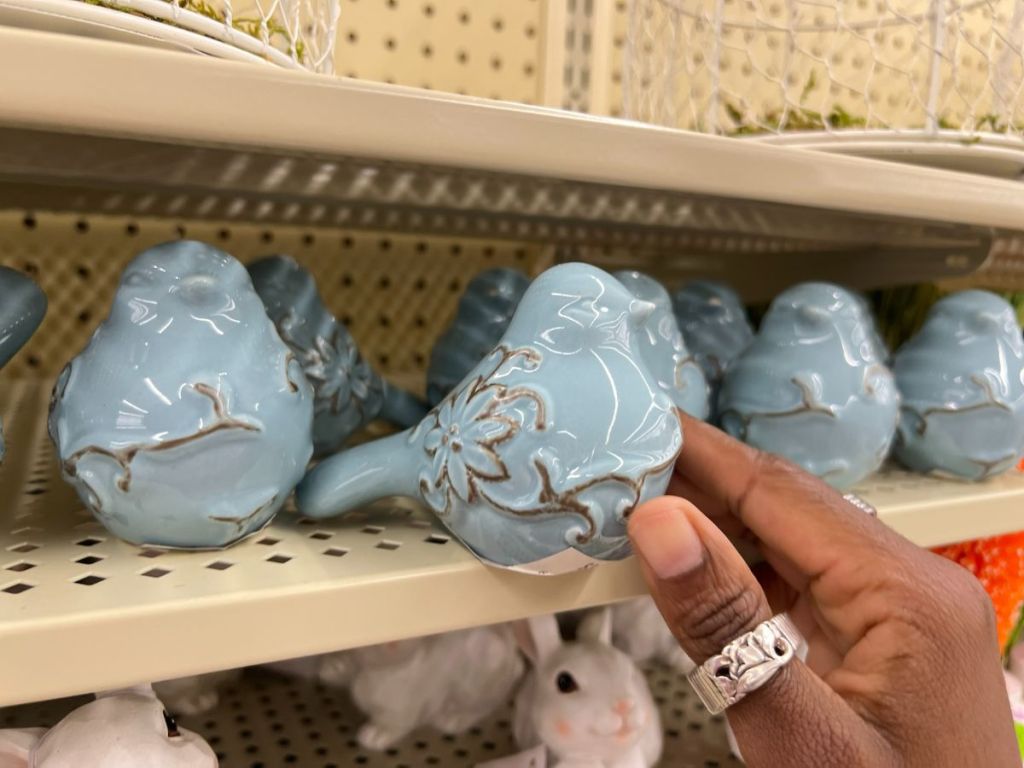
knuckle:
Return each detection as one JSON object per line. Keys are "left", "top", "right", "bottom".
{"left": 683, "top": 582, "right": 763, "bottom": 655}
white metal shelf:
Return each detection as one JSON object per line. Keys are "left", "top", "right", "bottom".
{"left": 1, "top": 28, "right": 1024, "bottom": 291}
{"left": 1, "top": 380, "right": 1023, "bottom": 707}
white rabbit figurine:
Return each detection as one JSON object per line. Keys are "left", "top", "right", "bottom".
{"left": 153, "top": 669, "right": 241, "bottom": 716}
{"left": 610, "top": 597, "right": 694, "bottom": 675}
{"left": 0, "top": 684, "right": 217, "bottom": 767}
{"left": 513, "top": 609, "right": 663, "bottom": 768}
{"left": 350, "top": 624, "right": 525, "bottom": 750}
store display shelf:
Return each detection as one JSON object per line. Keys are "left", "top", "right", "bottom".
{"left": 2, "top": 28, "right": 1024, "bottom": 289}
{"left": 1, "top": 379, "right": 1022, "bottom": 707}
{"left": 0, "top": 664, "right": 737, "bottom": 767}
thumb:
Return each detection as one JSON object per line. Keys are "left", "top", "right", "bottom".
{"left": 627, "top": 496, "right": 887, "bottom": 767}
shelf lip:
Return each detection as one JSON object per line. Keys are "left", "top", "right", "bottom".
{"left": 2, "top": 27, "right": 1024, "bottom": 234}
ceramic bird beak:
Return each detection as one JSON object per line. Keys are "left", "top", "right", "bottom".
{"left": 628, "top": 299, "right": 656, "bottom": 327}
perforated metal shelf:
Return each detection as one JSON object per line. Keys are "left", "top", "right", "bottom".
{"left": 3, "top": 28, "right": 1024, "bottom": 290}
{"left": 1, "top": 380, "right": 1023, "bottom": 708}
{"left": 0, "top": 664, "right": 737, "bottom": 767}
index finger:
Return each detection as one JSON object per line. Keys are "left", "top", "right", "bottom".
{"left": 674, "top": 411, "right": 909, "bottom": 587}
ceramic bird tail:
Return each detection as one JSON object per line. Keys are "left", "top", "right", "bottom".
{"left": 0, "top": 267, "right": 46, "bottom": 461}
{"left": 248, "top": 255, "right": 427, "bottom": 456}
{"left": 297, "top": 263, "right": 684, "bottom": 574}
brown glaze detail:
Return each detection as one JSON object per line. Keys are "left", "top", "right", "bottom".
{"left": 673, "top": 353, "right": 702, "bottom": 390}
{"left": 907, "top": 374, "right": 1012, "bottom": 437}
{"left": 63, "top": 383, "right": 260, "bottom": 494}
{"left": 966, "top": 453, "right": 1019, "bottom": 479}
{"left": 283, "top": 351, "right": 300, "bottom": 393}
{"left": 211, "top": 494, "right": 278, "bottom": 533}
{"left": 424, "top": 344, "right": 680, "bottom": 544}
{"left": 720, "top": 375, "right": 835, "bottom": 440}
{"left": 49, "top": 363, "right": 71, "bottom": 421}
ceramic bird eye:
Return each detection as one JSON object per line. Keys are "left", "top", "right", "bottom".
{"left": 427, "top": 267, "right": 530, "bottom": 406}
{"left": 49, "top": 241, "right": 314, "bottom": 549}
{"left": 893, "top": 290, "right": 1024, "bottom": 480}
{"left": 671, "top": 281, "right": 753, "bottom": 420}
{"left": 248, "top": 255, "right": 427, "bottom": 456}
{"left": 297, "top": 263, "right": 684, "bottom": 574}
{"left": 613, "top": 270, "right": 709, "bottom": 420}
{"left": 0, "top": 267, "right": 47, "bottom": 461}
{"left": 718, "top": 282, "right": 899, "bottom": 489}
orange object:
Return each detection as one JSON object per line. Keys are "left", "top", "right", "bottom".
{"left": 932, "top": 532, "right": 1024, "bottom": 653}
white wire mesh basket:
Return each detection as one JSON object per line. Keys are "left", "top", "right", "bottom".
{"left": 73, "top": 0, "right": 339, "bottom": 72}
{"left": 624, "top": 0, "right": 1024, "bottom": 138}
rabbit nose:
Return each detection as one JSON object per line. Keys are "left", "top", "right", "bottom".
{"left": 614, "top": 698, "right": 635, "bottom": 715}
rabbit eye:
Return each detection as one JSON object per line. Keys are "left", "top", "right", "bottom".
{"left": 163, "top": 710, "right": 181, "bottom": 738}
{"left": 555, "top": 671, "right": 578, "bottom": 694}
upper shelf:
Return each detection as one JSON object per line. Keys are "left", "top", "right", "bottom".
{"left": 1, "top": 27, "right": 1024, "bottom": 289}
{"left": 2, "top": 379, "right": 1023, "bottom": 707}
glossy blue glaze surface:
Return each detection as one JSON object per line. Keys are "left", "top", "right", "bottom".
{"left": 614, "top": 271, "right": 709, "bottom": 420}
{"left": 893, "top": 290, "right": 1024, "bottom": 479}
{"left": 49, "top": 242, "right": 314, "bottom": 548}
{"left": 427, "top": 268, "right": 530, "bottom": 406}
{"left": 671, "top": 281, "right": 753, "bottom": 419}
{"left": 718, "top": 282, "right": 899, "bottom": 489}
{"left": 248, "top": 255, "right": 426, "bottom": 455}
{"left": 298, "top": 263, "right": 684, "bottom": 570}
{"left": 0, "top": 267, "right": 46, "bottom": 461}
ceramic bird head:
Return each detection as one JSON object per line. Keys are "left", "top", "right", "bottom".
{"left": 297, "top": 263, "right": 684, "bottom": 573}
{"left": 0, "top": 686, "right": 217, "bottom": 767}
{"left": 427, "top": 268, "right": 530, "bottom": 405}
{"left": 671, "top": 281, "right": 753, "bottom": 381}
{"left": 893, "top": 290, "right": 1024, "bottom": 479}
{"left": 759, "top": 282, "right": 881, "bottom": 360}
{"left": 613, "top": 270, "right": 709, "bottom": 419}
{"left": 49, "top": 241, "right": 314, "bottom": 549}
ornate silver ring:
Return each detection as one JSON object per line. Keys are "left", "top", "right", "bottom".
{"left": 842, "top": 492, "right": 878, "bottom": 517}
{"left": 687, "top": 614, "right": 802, "bottom": 715}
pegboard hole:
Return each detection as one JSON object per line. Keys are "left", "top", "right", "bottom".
{"left": 22, "top": 214, "right": 36, "bottom": 230}
{"left": 309, "top": 531, "right": 333, "bottom": 540}
{"left": 2, "top": 582, "right": 34, "bottom": 595}
{"left": 139, "top": 549, "right": 164, "bottom": 558}
{"left": 74, "top": 574, "right": 105, "bottom": 586}
{"left": 5, "top": 561, "right": 36, "bottom": 572}
{"left": 361, "top": 525, "right": 384, "bottom": 535}
{"left": 74, "top": 555, "right": 104, "bottom": 565}
{"left": 323, "top": 547, "right": 349, "bottom": 558}
{"left": 425, "top": 534, "right": 450, "bottom": 545}
{"left": 8, "top": 543, "right": 39, "bottom": 553}
{"left": 141, "top": 567, "right": 171, "bottom": 578}
{"left": 257, "top": 536, "right": 281, "bottom": 546}
{"left": 207, "top": 560, "right": 235, "bottom": 571}
{"left": 125, "top": 222, "right": 139, "bottom": 236}
{"left": 267, "top": 553, "right": 293, "bottom": 564}
{"left": 75, "top": 220, "right": 90, "bottom": 234}
{"left": 376, "top": 540, "right": 402, "bottom": 551}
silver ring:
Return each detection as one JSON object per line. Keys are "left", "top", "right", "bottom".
{"left": 687, "top": 614, "right": 802, "bottom": 715}
{"left": 842, "top": 492, "right": 878, "bottom": 517}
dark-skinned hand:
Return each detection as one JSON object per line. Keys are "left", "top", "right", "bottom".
{"left": 627, "top": 413, "right": 1019, "bottom": 768}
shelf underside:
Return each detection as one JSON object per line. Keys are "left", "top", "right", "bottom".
{"left": 1, "top": 380, "right": 1023, "bottom": 707}
{"left": 3, "top": 29, "right": 1024, "bottom": 287}
{"left": 0, "top": 664, "right": 736, "bottom": 767}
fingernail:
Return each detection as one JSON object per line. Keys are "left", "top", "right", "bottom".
{"left": 630, "top": 506, "right": 704, "bottom": 579}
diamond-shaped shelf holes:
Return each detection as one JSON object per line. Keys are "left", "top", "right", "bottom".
{"left": 322, "top": 547, "right": 349, "bottom": 558}
{"left": 75, "top": 537, "right": 104, "bottom": 547}
{"left": 257, "top": 537, "right": 281, "bottom": 546}
{"left": 2, "top": 582, "right": 34, "bottom": 595}
{"left": 296, "top": 518, "right": 317, "bottom": 526}
{"left": 361, "top": 526, "right": 385, "bottom": 535}
{"left": 266, "top": 553, "right": 293, "bottom": 564}
{"left": 425, "top": 534, "right": 450, "bottom": 545}
{"left": 376, "top": 540, "right": 401, "bottom": 551}
{"left": 8, "top": 543, "right": 39, "bottom": 554}
{"left": 408, "top": 519, "right": 432, "bottom": 529}
{"left": 74, "top": 574, "right": 105, "bottom": 586}
{"left": 75, "top": 555, "right": 104, "bottom": 565}
{"left": 5, "top": 561, "right": 37, "bottom": 572}
{"left": 206, "top": 560, "right": 235, "bottom": 571}
{"left": 141, "top": 567, "right": 171, "bottom": 578}
{"left": 138, "top": 549, "right": 164, "bottom": 559}
{"left": 308, "top": 531, "right": 333, "bottom": 541}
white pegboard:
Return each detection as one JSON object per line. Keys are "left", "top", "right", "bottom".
{"left": 0, "top": 664, "right": 738, "bottom": 767}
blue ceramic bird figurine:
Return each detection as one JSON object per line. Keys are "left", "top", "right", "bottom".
{"left": 248, "top": 256, "right": 427, "bottom": 456}
{"left": 297, "top": 263, "right": 684, "bottom": 573}
{"left": 671, "top": 281, "right": 753, "bottom": 419}
{"left": 893, "top": 290, "right": 1024, "bottom": 479}
{"left": 0, "top": 267, "right": 46, "bottom": 461}
{"left": 427, "top": 268, "right": 530, "bottom": 406}
{"left": 49, "top": 241, "right": 315, "bottom": 549}
{"left": 614, "top": 270, "right": 709, "bottom": 420}
{"left": 852, "top": 292, "right": 890, "bottom": 363}
{"left": 718, "top": 282, "right": 899, "bottom": 489}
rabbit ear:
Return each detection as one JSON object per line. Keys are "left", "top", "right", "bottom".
{"left": 512, "top": 615, "right": 561, "bottom": 665}
{"left": 0, "top": 728, "right": 45, "bottom": 768}
{"left": 577, "top": 607, "right": 613, "bottom": 645}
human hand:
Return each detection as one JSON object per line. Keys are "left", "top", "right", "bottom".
{"left": 627, "top": 413, "right": 1019, "bottom": 767}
